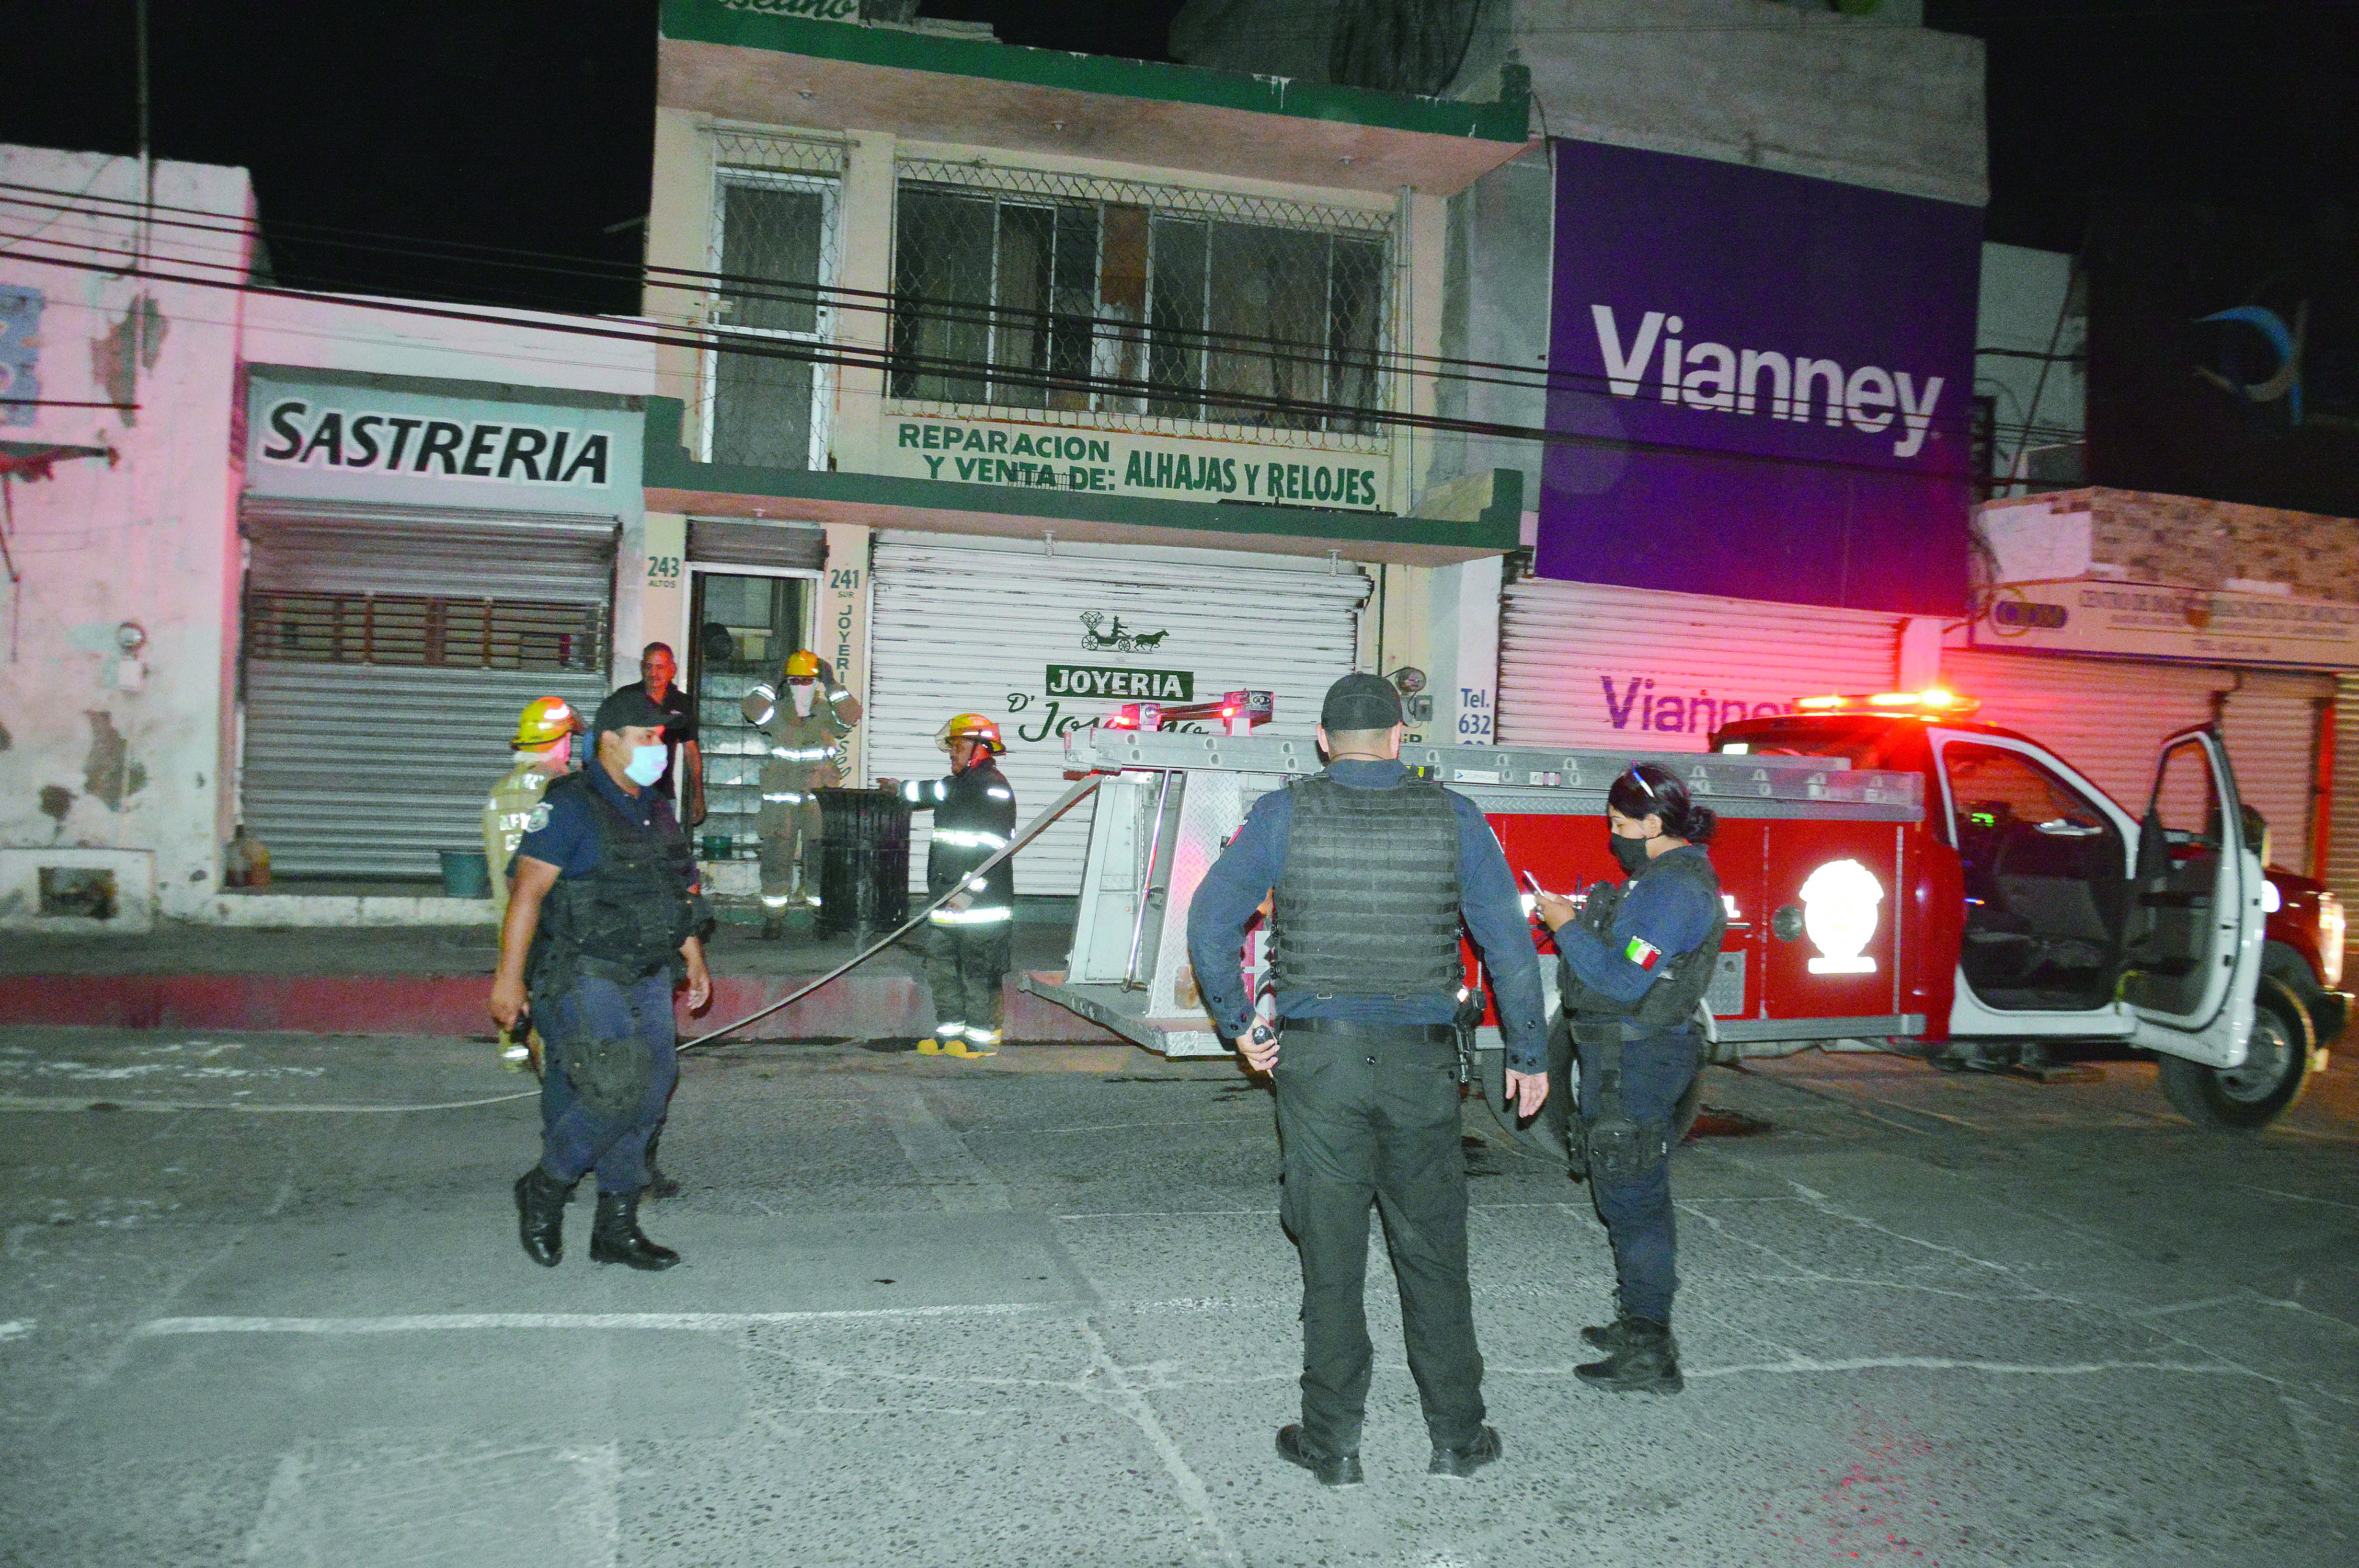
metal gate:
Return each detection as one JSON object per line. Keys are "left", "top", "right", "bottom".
{"left": 1497, "top": 578, "right": 1905, "bottom": 750}
{"left": 867, "top": 535, "right": 1371, "bottom": 894}
{"left": 239, "top": 498, "right": 618, "bottom": 877}
{"left": 1943, "top": 650, "right": 2329, "bottom": 873}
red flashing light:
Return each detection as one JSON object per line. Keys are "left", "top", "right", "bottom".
{"left": 1788, "top": 688, "right": 1981, "bottom": 719}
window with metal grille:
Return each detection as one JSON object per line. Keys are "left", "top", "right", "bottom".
{"left": 889, "top": 163, "right": 1391, "bottom": 441}
{"left": 706, "top": 131, "right": 844, "bottom": 470}
{"left": 245, "top": 591, "right": 608, "bottom": 672}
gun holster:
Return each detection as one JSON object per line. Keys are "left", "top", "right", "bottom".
{"left": 1572, "top": 1019, "right": 1669, "bottom": 1185}
{"left": 1453, "top": 987, "right": 1487, "bottom": 1085}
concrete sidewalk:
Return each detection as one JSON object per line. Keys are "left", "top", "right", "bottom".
{"left": 0, "top": 904, "right": 1121, "bottom": 1042}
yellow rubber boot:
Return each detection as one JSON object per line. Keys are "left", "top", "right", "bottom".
{"left": 944, "top": 1028, "right": 1000, "bottom": 1059}
{"left": 918, "top": 1025, "right": 961, "bottom": 1056}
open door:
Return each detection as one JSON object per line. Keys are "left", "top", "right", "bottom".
{"left": 2123, "top": 728, "right": 2264, "bottom": 1068}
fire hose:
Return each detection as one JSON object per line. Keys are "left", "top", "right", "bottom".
{"left": 677, "top": 775, "right": 1104, "bottom": 1053}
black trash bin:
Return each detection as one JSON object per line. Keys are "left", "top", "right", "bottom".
{"left": 815, "top": 787, "right": 911, "bottom": 937}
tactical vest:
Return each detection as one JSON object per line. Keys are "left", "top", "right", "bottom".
{"left": 1269, "top": 772, "right": 1463, "bottom": 998}
{"left": 1564, "top": 847, "right": 1725, "bottom": 1031}
{"left": 530, "top": 773, "right": 699, "bottom": 986}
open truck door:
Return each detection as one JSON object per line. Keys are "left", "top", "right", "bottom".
{"left": 2123, "top": 728, "right": 2268, "bottom": 1085}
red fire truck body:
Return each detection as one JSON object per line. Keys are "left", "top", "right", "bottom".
{"left": 1032, "top": 699, "right": 2345, "bottom": 1132}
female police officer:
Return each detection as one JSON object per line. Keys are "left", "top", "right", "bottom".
{"left": 1532, "top": 763, "right": 1723, "bottom": 1395}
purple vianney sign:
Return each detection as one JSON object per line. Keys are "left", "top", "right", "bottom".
{"left": 1540, "top": 140, "right": 1983, "bottom": 616}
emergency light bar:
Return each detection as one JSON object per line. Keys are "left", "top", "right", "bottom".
{"left": 1101, "top": 690, "right": 1274, "bottom": 737}
{"left": 1790, "top": 688, "right": 1981, "bottom": 720}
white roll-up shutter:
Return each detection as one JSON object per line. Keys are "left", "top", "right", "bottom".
{"left": 1937, "top": 650, "right": 2223, "bottom": 812}
{"left": 2332, "top": 677, "right": 2359, "bottom": 905}
{"left": 868, "top": 536, "right": 1371, "bottom": 894}
{"left": 240, "top": 499, "right": 618, "bottom": 878}
{"left": 2219, "top": 671, "right": 2330, "bottom": 875}
{"left": 1497, "top": 579, "right": 1904, "bottom": 751}
{"left": 1941, "top": 651, "right": 2329, "bottom": 869}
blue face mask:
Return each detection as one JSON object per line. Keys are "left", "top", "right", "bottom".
{"left": 623, "top": 744, "right": 667, "bottom": 788}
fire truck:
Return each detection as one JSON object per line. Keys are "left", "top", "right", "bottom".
{"left": 1024, "top": 690, "right": 2345, "bottom": 1134}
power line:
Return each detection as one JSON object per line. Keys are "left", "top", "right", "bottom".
{"left": 9, "top": 238, "right": 1987, "bottom": 488}
{"left": 0, "top": 180, "right": 1986, "bottom": 434}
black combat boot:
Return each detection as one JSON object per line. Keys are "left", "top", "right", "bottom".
{"left": 1428, "top": 1424, "right": 1503, "bottom": 1478}
{"left": 1574, "top": 1317, "right": 1682, "bottom": 1394}
{"left": 513, "top": 1166, "right": 569, "bottom": 1267}
{"left": 1275, "top": 1425, "right": 1364, "bottom": 1488}
{"left": 589, "top": 1189, "right": 681, "bottom": 1271}
{"left": 1581, "top": 1308, "right": 1646, "bottom": 1352}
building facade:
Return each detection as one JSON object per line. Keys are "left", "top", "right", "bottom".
{"left": 0, "top": 146, "right": 656, "bottom": 929}
{"left": 634, "top": 0, "right": 1531, "bottom": 895}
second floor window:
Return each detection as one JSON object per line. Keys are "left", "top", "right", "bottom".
{"left": 889, "top": 168, "right": 1390, "bottom": 436}
{"left": 707, "top": 142, "right": 841, "bottom": 470}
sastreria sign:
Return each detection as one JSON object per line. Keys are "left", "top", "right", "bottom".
{"left": 1541, "top": 141, "right": 1982, "bottom": 616}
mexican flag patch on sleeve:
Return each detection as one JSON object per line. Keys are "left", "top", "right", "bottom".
{"left": 1624, "top": 936, "right": 1662, "bottom": 971}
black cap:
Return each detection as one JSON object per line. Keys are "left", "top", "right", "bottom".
{"left": 593, "top": 687, "right": 672, "bottom": 738}
{"left": 1319, "top": 672, "right": 1403, "bottom": 732}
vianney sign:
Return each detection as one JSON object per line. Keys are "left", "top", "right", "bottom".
{"left": 887, "top": 418, "right": 1390, "bottom": 513}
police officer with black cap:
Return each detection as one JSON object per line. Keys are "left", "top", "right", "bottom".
{"left": 1531, "top": 762, "right": 1723, "bottom": 1394}
{"left": 1187, "top": 672, "right": 1548, "bottom": 1487}
{"left": 490, "top": 687, "right": 714, "bottom": 1272}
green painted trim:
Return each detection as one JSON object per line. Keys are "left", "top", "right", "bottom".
{"left": 1479, "top": 465, "right": 1523, "bottom": 541}
{"left": 642, "top": 397, "right": 1515, "bottom": 553}
{"left": 660, "top": 1, "right": 1528, "bottom": 144}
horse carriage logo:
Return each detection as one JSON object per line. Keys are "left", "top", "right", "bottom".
{"left": 1078, "top": 610, "right": 1170, "bottom": 652}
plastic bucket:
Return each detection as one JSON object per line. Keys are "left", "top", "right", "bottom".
{"left": 439, "top": 849, "right": 492, "bottom": 900}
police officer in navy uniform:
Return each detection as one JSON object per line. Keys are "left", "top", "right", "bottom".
{"left": 490, "top": 688, "right": 714, "bottom": 1271}
{"left": 1187, "top": 674, "right": 1548, "bottom": 1486}
{"left": 1532, "top": 763, "right": 1723, "bottom": 1394}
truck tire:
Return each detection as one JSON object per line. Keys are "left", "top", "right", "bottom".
{"left": 2156, "top": 991, "right": 2312, "bottom": 1130}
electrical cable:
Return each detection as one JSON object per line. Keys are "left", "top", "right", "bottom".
{"left": 677, "top": 774, "right": 1102, "bottom": 1053}
{"left": 0, "top": 180, "right": 1993, "bottom": 433}
{"left": 8, "top": 239, "right": 1989, "bottom": 483}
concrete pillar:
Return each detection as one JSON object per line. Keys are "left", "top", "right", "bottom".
{"left": 626, "top": 513, "right": 689, "bottom": 684}
{"left": 831, "top": 131, "right": 897, "bottom": 477}
{"left": 822, "top": 523, "right": 873, "bottom": 783}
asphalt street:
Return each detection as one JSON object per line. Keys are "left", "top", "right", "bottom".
{"left": 2, "top": 1028, "right": 2354, "bottom": 1568}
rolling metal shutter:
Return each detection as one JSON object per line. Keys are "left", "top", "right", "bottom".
{"left": 687, "top": 517, "right": 826, "bottom": 572}
{"left": 1936, "top": 650, "right": 2224, "bottom": 812}
{"left": 239, "top": 498, "right": 618, "bottom": 878}
{"left": 1497, "top": 579, "right": 1905, "bottom": 751}
{"left": 1941, "top": 651, "right": 2329, "bottom": 872}
{"left": 867, "top": 535, "right": 1371, "bottom": 894}
{"left": 2218, "top": 671, "right": 2332, "bottom": 875}
{"left": 2333, "top": 677, "right": 2359, "bottom": 905}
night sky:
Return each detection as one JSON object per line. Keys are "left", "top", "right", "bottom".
{"left": 1, "top": 1, "right": 2352, "bottom": 312}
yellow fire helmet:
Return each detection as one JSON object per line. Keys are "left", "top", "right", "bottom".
{"left": 935, "top": 712, "right": 1006, "bottom": 755}
{"left": 513, "top": 696, "right": 583, "bottom": 746}
{"left": 784, "top": 650, "right": 824, "bottom": 679}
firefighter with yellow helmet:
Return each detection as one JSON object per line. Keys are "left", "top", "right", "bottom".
{"left": 900, "top": 713, "right": 1017, "bottom": 1056}
{"left": 483, "top": 696, "right": 584, "bottom": 1071}
{"left": 741, "top": 649, "right": 863, "bottom": 939}
{"left": 485, "top": 696, "right": 585, "bottom": 921}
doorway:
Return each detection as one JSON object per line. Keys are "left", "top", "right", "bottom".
{"left": 685, "top": 564, "right": 817, "bottom": 856}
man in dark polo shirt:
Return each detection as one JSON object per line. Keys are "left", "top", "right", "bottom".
{"left": 490, "top": 687, "right": 712, "bottom": 1270}
{"left": 613, "top": 642, "right": 703, "bottom": 826}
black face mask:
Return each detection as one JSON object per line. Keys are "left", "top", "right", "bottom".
{"left": 1608, "top": 833, "right": 1652, "bottom": 878}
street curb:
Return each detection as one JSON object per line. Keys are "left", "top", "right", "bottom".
{"left": 0, "top": 973, "right": 1124, "bottom": 1042}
